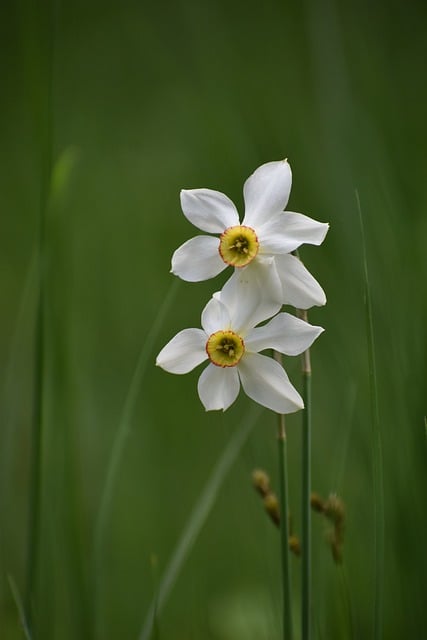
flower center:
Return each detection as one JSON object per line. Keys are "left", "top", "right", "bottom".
{"left": 206, "top": 330, "right": 245, "bottom": 367}
{"left": 219, "top": 225, "right": 259, "bottom": 268}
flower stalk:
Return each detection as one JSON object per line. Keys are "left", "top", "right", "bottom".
{"left": 274, "top": 352, "right": 294, "bottom": 640}
{"left": 298, "top": 309, "right": 312, "bottom": 640}
{"left": 277, "top": 417, "right": 294, "bottom": 640}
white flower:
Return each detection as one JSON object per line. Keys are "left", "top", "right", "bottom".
{"left": 171, "top": 160, "right": 329, "bottom": 310}
{"left": 156, "top": 276, "right": 324, "bottom": 413}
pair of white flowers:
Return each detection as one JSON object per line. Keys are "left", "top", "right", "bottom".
{"left": 156, "top": 160, "right": 328, "bottom": 414}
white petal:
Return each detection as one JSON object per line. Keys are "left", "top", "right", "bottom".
{"left": 156, "top": 328, "right": 207, "bottom": 374}
{"left": 259, "top": 211, "right": 329, "bottom": 254}
{"left": 180, "top": 189, "right": 240, "bottom": 233}
{"left": 257, "top": 213, "right": 301, "bottom": 254}
{"left": 242, "top": 160, "right": 292, "bottom": 227}
{"left": 197, "top": 363, "right": 240, "bottom": 411}
{"left": 219, "top": 258, "right": 282, "bottom": 334}
{"left": 274, "top": 253, "right": 326, "bottom": 308}
{"left": 245, "top": 312, "right": 324, "bottom": 355}
{"left": 201, "top": 296, "right": 231, "bottom": 334}
{"left": 171, "top": 235, "right": 227, "bottom": 282}
{"left": 238, "top": 352, "right": 304, "bottom": 414}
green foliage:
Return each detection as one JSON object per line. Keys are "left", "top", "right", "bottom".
{"left": 1, "top": 0, "right": 426, "bottom": 637}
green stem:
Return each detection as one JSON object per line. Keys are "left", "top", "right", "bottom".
{"left": 277, "top": 415, "right": 293, "bottom": 640}
{"left": 298, "top": 310, "right": 312, "bottom": 640}
{"left": 275, "top": 353, "right": 293, "bottom": 640}
{"left": 356, "top": 190, "right": 384, "bottom": 639}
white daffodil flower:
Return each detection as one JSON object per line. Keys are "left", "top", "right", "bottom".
{"left": 156, "top": 276, "right": 324, "bottom": 413}
{"left": 171, "top": 160, "right": 329, "bottom": 310}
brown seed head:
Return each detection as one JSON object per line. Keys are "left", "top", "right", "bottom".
{"left": 324, "top": 493, "right": 345, "bottom": 526}
{"left": 310, "top": 492, "right": 325, "bottom": 513}
{"left": 263, "top": 493, "right": 280, "bottom": 526}
{"left": 252, "top": 469, "right": 271, "bottom": 497}
{"left": 289, "top": 535, "right": 301, "bottom": 556}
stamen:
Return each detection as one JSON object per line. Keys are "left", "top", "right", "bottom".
{"left": 219, "top": 225, "right": 259, "bottom": 268}
{"left": 206, "top": 330, "right": 245, "bottom": 367}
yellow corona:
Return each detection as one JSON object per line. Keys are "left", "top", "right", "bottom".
{"left": 218, "top": 225, "right": 259, "bottom": 267}
{"left": 206, "top": 330, "right": 245, "bottom": 367}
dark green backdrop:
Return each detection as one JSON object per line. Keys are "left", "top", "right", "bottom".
{"left": 1, "top": 0, "right": 426, "bottom": 638}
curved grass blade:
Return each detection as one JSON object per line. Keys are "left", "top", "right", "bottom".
{"left": 356, "top": 190, "right": 384, "bottom": 639}
{"left": 8, "top": 575, "right": 32, "bottom": 640}
{"left": 93, "top": 278, "right": 180, "bottom": 637}
{"left": 138, "top": 405, "right": 262, "bottom": 640}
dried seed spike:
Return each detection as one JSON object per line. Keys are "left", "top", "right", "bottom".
{"left": 310, "top": 492, "right": 325, "bottom": 513}
{"left": 252, "top": 469, "right": 271, "bottom": 497}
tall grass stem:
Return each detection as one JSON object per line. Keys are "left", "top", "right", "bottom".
{"left": 356, "top": 190, "right": 384, "bottom": 639}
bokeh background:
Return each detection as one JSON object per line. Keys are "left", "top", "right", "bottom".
{"left": 1, "top": 0, "right": 427, "bottom": 638}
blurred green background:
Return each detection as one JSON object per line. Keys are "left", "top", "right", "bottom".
{"left": 1, "top": 0, "right": 427, "bottom": 638}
